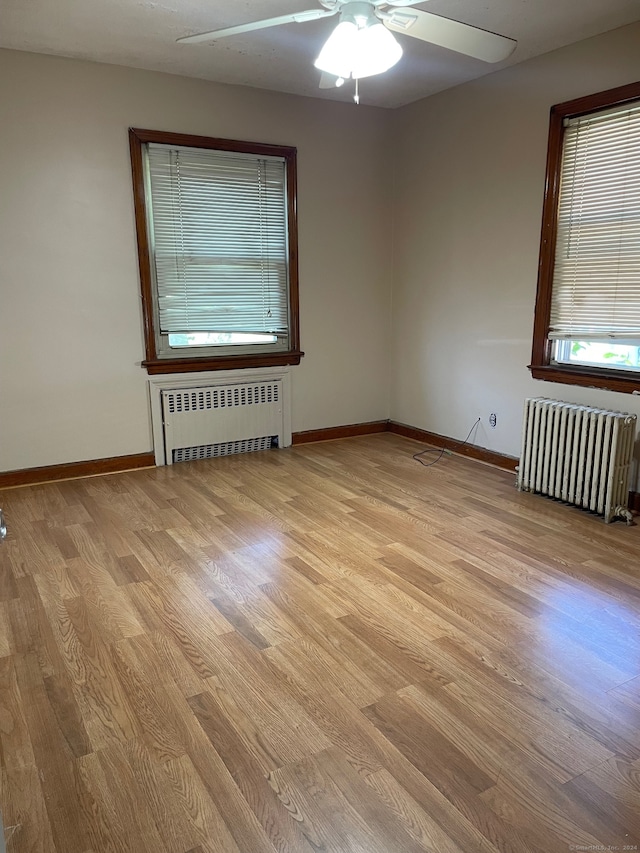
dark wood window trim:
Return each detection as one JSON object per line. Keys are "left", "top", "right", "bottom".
{"left": 129, "top": 128, "right": 303, "bottom": 375}
{"left": 530, "top": 80, "right": 640, "bottom": 394}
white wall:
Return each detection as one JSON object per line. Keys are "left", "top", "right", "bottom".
{"left": 5, "top": 23, "right": 640, "bottom": 475}
{"left": 390, "top": 23, "right": 640, "bottom": 459}
{"left": 0, "top": 49, "right": 393, "bottom": 471}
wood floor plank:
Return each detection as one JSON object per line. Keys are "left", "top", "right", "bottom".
{"left": 203, "top": 637, "right": 333, "bottom": 771}
{"left": 0, "top": 656, "right": 37, "bottom": 775}
{"left": 63, "top": 595, "right": 141, "bottom": 749}
{"left": 0, "top": 546, "right": 19, "bottom": 602}
{"left": 432, "top": 633, "right": 640, "bottom": 762}
{"left": 337, "top": 612, "right": 455, "bottom": 689}
{"left": 144, "top": 629, "right": 209, "bottom": 698}
{"left": 609, "top": 674, "right": 640, "bottom": 714}
{"left": 362, "top": 691, "right": 498, "bottom": 796}
{"left": 441, "top": 674, "right": 614, "bottom": 783}
{"left": 124, "top": 576, "right": 231, "bottom": 680}
{"left": 258, "top": 585, "right": 390, "bottom": 707}
{"left": 311, "top": 746, "right": 440, "bottom": 853}
{"left": 78, "top": 745, "right": 171, "bottom": 853}
{"left": 6, "top": 576, "right": 61, "bottom": 675}
{"left": 175, "top": 707, "right": 280, "bottom": 853}
{"left": 363, "top": 767, "right": 469, "bottom": 853}
{"left": 13, "top": 652, "right": 95, "bottom": 853}
{"left": 42, "top": 670, "right": 93, "bottom": 759}
{"left": 161, "top": 753, "right": 244, "bottom": 853}
{"left": 1, "top": 762, "right": 58, "bottom": 853}
{"left": 262, "top": 640, "right": 384, "bottom": 776}
{"left": 434, "top": 637, "right": 618, "bottom": 771}
{"left": 208, "top": 591, "right": 272, "bottom": 650}
{"left": 267, "top": 751, "right": 389, "bottom": 853}
{"left": 110, "top": 639, "right": 187, "bottom": 763}
{"left": 188, "top": 690, "right": 317, "bottom": 853}
{"left": 64, "top": 557, "right": 144, "bottom": 642}
{"left": 479, "top": 752, "right": 636, "bottom": 852}
{"left": 0, "top": 433, "right": 638, "bottom": 853}
{"left": 120, "top": 732, "right": 194, "bottom": 852}
{"left": 0, "top": 603, "right": 12, "bottom": 658}
{"left": 562, "top": 769, "right": 640, "bottom": 844}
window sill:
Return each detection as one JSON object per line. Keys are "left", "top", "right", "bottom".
{"left": 529, "top": 363, "right": 640, "bottom": 394}
{"left": 142, "top": 350, "right": 304, "bottom": 375}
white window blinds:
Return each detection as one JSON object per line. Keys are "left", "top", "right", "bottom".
{"left": 549, "top": 99, "right": 640, "bottom": 340}
{"left": 146, "top": 143, "right": 290, "bottom": 338}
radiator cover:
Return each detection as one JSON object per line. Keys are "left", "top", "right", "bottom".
{"left": 148, "top": 369, "right": 292, "bottom": 466}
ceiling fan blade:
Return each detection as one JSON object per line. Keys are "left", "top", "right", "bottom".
{"left": 384, "top": 8, "right": 516, "bottom": 63}
{"left": 384, "top": 1, "right": 432, "bottom": 6}
{"left": 178, "top": 8, "right": 337, "bottom": 44}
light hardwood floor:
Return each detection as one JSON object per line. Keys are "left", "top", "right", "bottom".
{"left": 0, "top": 433, "right": 639, "bottom": 853}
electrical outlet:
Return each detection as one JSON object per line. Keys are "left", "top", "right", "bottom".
{"left": 489, "top": 413, "right": 497, "bottom": 428}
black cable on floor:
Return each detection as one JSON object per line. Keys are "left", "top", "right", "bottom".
{"left": 412, "top": 418, "right": 481, "bottom": 468}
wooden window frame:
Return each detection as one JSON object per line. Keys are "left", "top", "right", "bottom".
{"left": 530, "top": 81, "right": 640, "bottom": 394}
{"left": 129, "top": 128, "right": 303, "bottom": 375}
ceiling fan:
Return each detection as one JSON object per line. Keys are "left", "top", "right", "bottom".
{"left": 177, "top": 1, "right": 517, "bottom": 90}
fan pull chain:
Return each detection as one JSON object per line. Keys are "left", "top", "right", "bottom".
{"left": 354, "top": 77, "right": 360, "bottom": 105}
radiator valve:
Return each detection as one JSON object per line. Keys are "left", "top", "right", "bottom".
{"left": 613, "top": 506, "right": 634, "bottom": 526}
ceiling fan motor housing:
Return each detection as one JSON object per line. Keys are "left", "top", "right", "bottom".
{"left": 340, "top": 1, "right": 379, "bottom": 27}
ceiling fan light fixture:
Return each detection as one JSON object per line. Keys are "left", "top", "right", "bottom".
{"left": 314, "top": 20, "right": 358, "bottom": 78}
{"left": 352, "top": 20, "right": 402, "bottom": 78}
{"left": 314, "top": 10, "right": 402, "bottom": 80}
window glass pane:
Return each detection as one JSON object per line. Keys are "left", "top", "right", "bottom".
{"left": 554, "top": 340, "right": 640, "bottom": 371}
{"left": 168, "top": 332, "right": 278, "bottom": 348}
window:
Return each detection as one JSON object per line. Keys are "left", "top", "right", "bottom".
{"left": 129, "top": 128, "right": 302, "bottom": 374}
{"left": 530, "top": 81, "right": 640, "bottom": 393}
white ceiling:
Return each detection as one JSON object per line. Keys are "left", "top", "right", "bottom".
{"left": 2, "top": 0, "right": 640, "bottom": 108}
